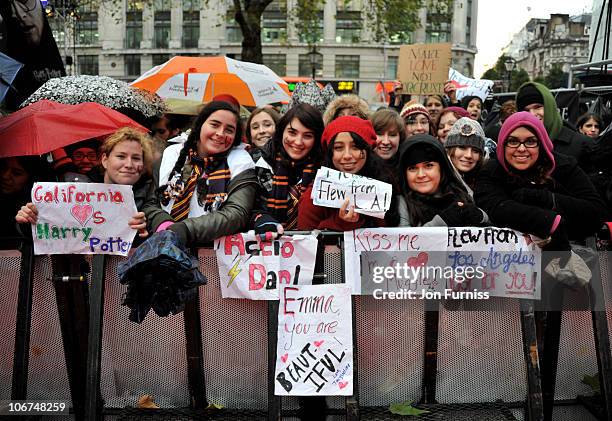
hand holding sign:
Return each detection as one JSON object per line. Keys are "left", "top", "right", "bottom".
{"left": 312, "top": 167, "right": 392, "bottom": 219}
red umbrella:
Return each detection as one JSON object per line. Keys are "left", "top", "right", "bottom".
{"left": 0, "top": 100, "right": 147, "bottom": 158}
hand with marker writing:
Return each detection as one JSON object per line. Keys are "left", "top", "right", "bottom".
{"left": 16, "top": 203, "right": 38, "bottom": 225}
{"left": 338, "top": 198, "right": 360, "bottom": 224}
{"left": 254, "top": 213, "right": 284, "bottom": 241}
{"left": 128, "top": 212, "right": 149, "bottom": 238}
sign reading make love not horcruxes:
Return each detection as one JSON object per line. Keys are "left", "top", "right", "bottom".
{"left": 397, "top": 42, "right": 452, "bottom": 95}
{"left": 31, "top": 183, "right": 137, "bottom": 256}
{"left": 312, "top": 167, "right": 392, "bottom": 219}
{"left": 275, "top": 284, "right": 353, "bottom": 396}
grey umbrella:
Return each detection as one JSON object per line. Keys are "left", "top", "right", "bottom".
{"left": 21, "top": 75, "right": 167, "bottom": 118}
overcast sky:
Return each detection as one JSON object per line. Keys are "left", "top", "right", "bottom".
{"left": 475, "top": 0, "right": 593, "bottom": 77}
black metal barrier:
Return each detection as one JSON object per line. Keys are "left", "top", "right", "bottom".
{"left": 1, "top": 231, "right": 612, "bottom": 421}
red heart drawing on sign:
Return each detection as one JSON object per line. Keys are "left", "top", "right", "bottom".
{"left": 314, "top": 340, "right": 324, "bottom": 347}
{"left": 338, "top": 381, "right": 348, "bottom": 389}
{"left": 407, "top": 252, "right": 428, "bottom": 268}
{"left": 71, "top": 205, "right": 93, "bottom": 226}
{"left": 280, "top": 353, "right": 288, "bottom": 363}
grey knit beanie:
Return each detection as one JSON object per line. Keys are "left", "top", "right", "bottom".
{"left": 444, "top": 117, "right": 485, "bottom": 153}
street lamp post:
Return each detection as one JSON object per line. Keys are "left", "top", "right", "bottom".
{"left": 504, "top": 56, "right": 516, "bottom": 92}
{"left": 307, "top": 46, "right": 320, "bottom": 80}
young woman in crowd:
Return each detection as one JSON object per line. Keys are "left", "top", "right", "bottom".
{"left": 141, "top": 101, "right": 257, "bottom": 246}
{"left": 444, "top": 117, "right": 486, "bottom": 189}
{"left": 250, "top": 103, "right": 324, "bottom": 238}
{"left": 436, "top": 106, "right": 470, "bottom": 143}
{"left": 424, "top": 94, "right": 446, "bottom": 122}
{"left": 397, "top": 134, "right": 487, "bottom": 227}
{"left": 576, "top": 112, "right": 603, "bottom": 139}
{"left": 16, "top": 127, "right": 155, "bottom": 238}
{"left": 461, "top": 95, "right": 483, "bottom": 122}
{"left": 400, "top": 101, "right": 434, "bottom": 138}
{"left": 370, "top": 108, "right": 406, "bottom": 164}
{"left": 474, "top": 112, "right": 606, "bottom": 256}
{"left": 245, "top": 106, "right": 281, "bottom": 148}
{"left": 297, "top": 116, "right": 398, "bottom": 231}
{"left": 322, "top": 94, "right": 369, "bottom": 126}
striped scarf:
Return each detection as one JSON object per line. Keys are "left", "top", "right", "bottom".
{"left": 163, "top": 149, "right": 231, "bottom": 221}
{"left": 267, "top": 152, "right": 316, "bottom": 228}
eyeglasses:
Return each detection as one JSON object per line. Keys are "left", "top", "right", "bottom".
{"left": 505, "top": 139, "right": 539, "bottom": 149}
{"left": 11, "top": 0, "right": 38, "bottom": 12}
{"left": 72, "top": 152, "right": 98, "bottom": 161}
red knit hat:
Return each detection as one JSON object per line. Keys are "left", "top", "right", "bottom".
{"left": 321, "top": 116, "right": 378, "bottom": 152}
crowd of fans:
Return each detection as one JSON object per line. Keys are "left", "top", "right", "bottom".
{"left": 3, "top": 81, "right": 611, "bottom": 276}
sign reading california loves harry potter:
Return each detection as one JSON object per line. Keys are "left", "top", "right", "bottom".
{"left": 31, "top": 183, "right": 137, "bottom": 256}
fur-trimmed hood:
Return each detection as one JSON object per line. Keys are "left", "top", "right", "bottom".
{"left": 322, "top": 94, "right": 370, "bottom": 126}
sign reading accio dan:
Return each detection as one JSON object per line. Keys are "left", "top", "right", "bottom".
{"left": 397, "top": 43, "right": 452, "bottom": 95}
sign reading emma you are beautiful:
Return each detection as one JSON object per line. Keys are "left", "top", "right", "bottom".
{"left": 275, "top": 284, "right": 353, "bottom": 396}
{"left": 31, "top": 183, "right": 137, "bottom": 256}
{"left": 345, "top": 226, "right": 541, "bottom": 299}
{"left": 214, "top": 232, "right": 317, "bottom": 300}
{"left": 312, "top": 167, "right": 392, "bottom": 219}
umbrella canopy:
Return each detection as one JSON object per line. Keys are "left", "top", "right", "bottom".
{"left": 0, "top": 52, "right": 23, "bottom": 103}
{"left": 21, "top": 75, "right": 167, "bottom": 118}
{"left": 0, "top": 100, "right": 146, "bottom": 158}
{"left": 130, "top": 56, "right": 290, "bottom": 111}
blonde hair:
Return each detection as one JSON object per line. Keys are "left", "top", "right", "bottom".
{"left": 100, "top": 127, "right": 154, "bottom": 177}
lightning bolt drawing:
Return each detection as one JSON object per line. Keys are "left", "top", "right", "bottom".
{"left": 227, "top": 257, "right": 242, "bottom": 287}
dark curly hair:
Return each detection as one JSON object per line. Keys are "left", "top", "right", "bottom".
{"left": 270, "top": 103, "right": 324, "bottom": 164}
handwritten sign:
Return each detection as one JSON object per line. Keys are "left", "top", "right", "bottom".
{"left": 275, "top": 284, "right": 353, "bottom": 396}
{"left": 214, "top": 232, "right": 317, "bottom": 300}
{"left": 448, "top": 68, "right": 494, "bottom": 101}
{"left": 397, "top": 43, "right": 452, "bottom": 95}
{"left": 345, "top": 227, "right": 541, "bottom": 299}
{"left": 31, "top": 182, "right": 137, "bottom": 256}
{"left": 311, "top": 167, "right": 392, "bottom": 219}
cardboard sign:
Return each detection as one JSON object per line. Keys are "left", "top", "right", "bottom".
{"left": 214, "top": 232, "right": 318, "bottom": 300}
{"left": 275, "top": 284, "right": 353, "bottom": 396}
{"left": 397, "top": 43, "right": 452, "bottom": 95}
{"left": 345, "top": 227, "right": 541, "bottom": 299}
{"left": 31, "top": 183, "right": 137, "bottom": 256}
{"left": 311, "top": 167, "right": 392, "bottom": 219}
{"left": 448, "top": 67, "right": 494, "bottom": 101}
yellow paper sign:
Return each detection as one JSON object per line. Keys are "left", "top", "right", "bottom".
{"left": 397, "top": 43, "right": 452, "bottom": 95}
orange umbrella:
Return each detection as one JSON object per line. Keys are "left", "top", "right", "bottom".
{"left": 0, "top": 100, "right": 146, "bottom": 158}
{"left": 131, "top": 56, "right": 290, "bottom": 112}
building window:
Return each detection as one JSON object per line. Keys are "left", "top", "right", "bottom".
{"left": 49, "top": 18, "right": 65, "bottom": 47}
{"left": 335, "top": 55, "right": 359, "bottom": 78}
{"left": 182, "top": 0, "right": 200, "bottom": 48}
{"left": 298, "top": 11, "right": 324, "bottom": 44}
{"left": 76, "top": 12, "right": 99, "bottom": 45}
{"left": 263, "top": 54, "right": 286, "bottom": 76}
{"left": 226, "top": 10, "right": 243, "bottom": 42}
{"left": 426, "top": 0, "right": 452, "bottom": 44}
{"left": 336, "top": 11, "right": 361, "bottom": 43}
{"left": 152, "top": 54, "right": 170, "bottom": 66}
{"left": 78, "top": 55, "right": 99, "bottom": 75}
{"left": 125, "top": 54, "right": 141, "bottom": 77}
{"left": 262, "top": 12, "right": 287, "bottom": 43}
{"left": 298, "top": 53, "right": 322, "bottom": 78}
{"left": 125, "top": 11, "right": 143, "bottom": 49}
{"left": 386, "top": 56, "right": 398, "bottom": 80}
{"left": 154, "top": 11, "right": 171, "bottom": 48}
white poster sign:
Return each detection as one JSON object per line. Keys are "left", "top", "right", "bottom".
{"left": 311, "top": 167, "right": 392, "bottom": 219}
{"left": 214, "top": 232, "right": 318, "bottom": 300}
{"left": 31, "top": 182, "right": 137, "bottom": 256}
{"left": 448, "top": 68, "right": 494, "bottom": 101}
{"left": 275, "top": 284, "right": 353, "bottom": 396}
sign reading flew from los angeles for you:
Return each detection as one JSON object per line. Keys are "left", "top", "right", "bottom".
{"left": 215, "top": 232, "right": 318, "bottom": 300}
{"left": 397, "top": 42, "right": 452, "bottom": 95}
{"left": 31, "top": 183, "right": 137, "bottom": 256}
{"left": 275, "top": 284, "right": 353, "bottom": 396}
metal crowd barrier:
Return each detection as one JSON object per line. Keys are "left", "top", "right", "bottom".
{"left": 1, "top": 231, "right": 612, "bottom": 421}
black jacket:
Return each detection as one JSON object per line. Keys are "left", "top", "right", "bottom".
{"left": 474, "top": 152, "right": 605, "bottom": 241}
{"left": 554, "top": 124, "right": 592, "bottom": 171}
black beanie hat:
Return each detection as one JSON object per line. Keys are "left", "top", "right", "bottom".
{"left": 516, "top": 84, "right": 543, "bottom": 111}
{"left": 403, "top": 144, "right": 440, "bottom": 167}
